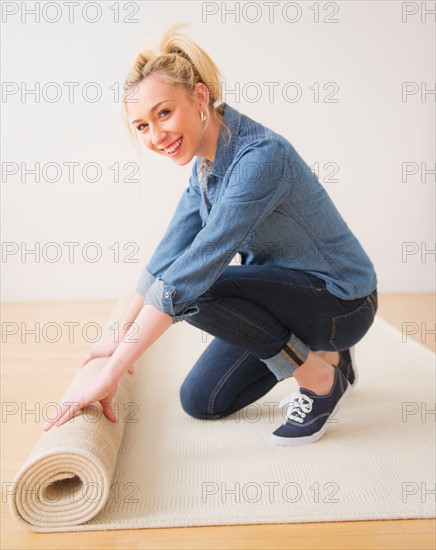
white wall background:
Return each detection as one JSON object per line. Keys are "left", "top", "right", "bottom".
{"left": 1, "top": 0, "right": 435, "bottom": 301}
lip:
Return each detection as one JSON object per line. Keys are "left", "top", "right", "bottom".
{"left": 161, "top": 136, "right": 183, "bottom": 156}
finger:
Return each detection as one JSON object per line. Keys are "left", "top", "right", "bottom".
{"left": 42, "top": 400, "right": 81, "bottom": 431}
{"left": 78, "top": 357, "right": 87, "bottom": 368}
{"left": 42, "top": 403, "right": 65, "bottom": 430}
{"left": 42, "top": 420, "right": 54, "bottom": 432}
{"left": 55, "top": 402, "right": 82, "bottom": 428}
{"left": 100, "top": 396, "right": 116, "bottom": 422}
{"left": 78, "top": 353, "right": 92, "bottom": 368}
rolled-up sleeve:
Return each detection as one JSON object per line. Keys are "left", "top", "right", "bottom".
{"left": 144, "top": 138, "right": 291, "bottom": 324}
{"left": 136, "top": 266, "right": 156, "bottom": 296}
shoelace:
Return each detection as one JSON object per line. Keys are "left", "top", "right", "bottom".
{"left": 279, "top": 392, "right": 314, "bottom": 424}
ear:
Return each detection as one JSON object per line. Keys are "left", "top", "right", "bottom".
{"left": 194, "top": 82, "right": 210, "bottom": 105}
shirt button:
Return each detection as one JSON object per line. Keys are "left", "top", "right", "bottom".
{"left": 164, "top": 291, "right": 170, "bottom": 298}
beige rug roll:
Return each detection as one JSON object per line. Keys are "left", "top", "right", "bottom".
{"left": 8, "top": 297, "right": 135, "bottom": 530}
{"left": 8, "top": 292, "right": 436, "bottom": 532}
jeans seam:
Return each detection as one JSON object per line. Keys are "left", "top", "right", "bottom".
{"left": 208, "top": 349, "right": 252, "bottom": 416}
{"left": 207, "top": 298, "right": 285, "bottom": 345}
{"left": 328, "top": 298, "right": 375, "bottom": 349}
{"left": 367, "top": 291, "right": 378, "bottom": 317}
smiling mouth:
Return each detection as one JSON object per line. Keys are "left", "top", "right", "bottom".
{"left": 162, "top": 137, "right": 183, "bottom": 155}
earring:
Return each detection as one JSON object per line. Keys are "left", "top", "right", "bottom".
{"left": 200, "top": 111, "right": 206, "bottom": 122}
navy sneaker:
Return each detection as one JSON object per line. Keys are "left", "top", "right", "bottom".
{"left": 271, "top": 367, "right": 352, "bottom": 446}
{"left": 337, "top": 347, "right": 358, "bottom": 387}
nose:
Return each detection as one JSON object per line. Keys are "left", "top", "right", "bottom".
{"left": 148, "top": 124, "right": 167, "bottom": 148}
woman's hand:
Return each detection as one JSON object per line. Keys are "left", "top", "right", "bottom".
{"left": 79, "top": 339, "right": 135, "bottom": 375}
{"left": 42, "top": 370, "right": 119, "bottom": 432}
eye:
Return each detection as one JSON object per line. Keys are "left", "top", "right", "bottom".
{"left": 136, "top": 110, "right": 171, "bottom": 132}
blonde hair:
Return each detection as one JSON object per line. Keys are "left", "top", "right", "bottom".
{"left": 122, "top": 23, "right": 231, "bottom": 151}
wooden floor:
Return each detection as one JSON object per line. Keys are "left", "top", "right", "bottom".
{"left": 1, "top": 293, "right": 435, "bottom": 549}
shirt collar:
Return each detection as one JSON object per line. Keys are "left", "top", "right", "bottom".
{"left": 207, "top": 101, "right": 241, "bottom": 178}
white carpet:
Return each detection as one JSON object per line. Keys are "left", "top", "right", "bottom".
{"left": 8, "top": 292, "right": 436, "bottom": 532}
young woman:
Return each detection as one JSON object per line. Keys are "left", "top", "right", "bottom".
{"left": 43, "top": 24, "right": 378, "bottom": 446}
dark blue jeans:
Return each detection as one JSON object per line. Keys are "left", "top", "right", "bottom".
{"left": 180, "top": 265, "right": 377, "bottom": 419}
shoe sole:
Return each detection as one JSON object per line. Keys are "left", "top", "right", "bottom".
{"left": 271, "top": 381, "right": 353, "bottom": 446}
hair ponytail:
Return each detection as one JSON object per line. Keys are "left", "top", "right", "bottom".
{"left": 122, "top": 23, "right": 231, "bottom": 147}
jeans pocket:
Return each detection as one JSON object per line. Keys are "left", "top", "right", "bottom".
{"left": 329, "top": 291, "right": 378, "bottom": 351}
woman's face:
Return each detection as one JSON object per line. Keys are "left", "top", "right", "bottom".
{"left": 126, "top": 74, "right": 207, "bottom": 166}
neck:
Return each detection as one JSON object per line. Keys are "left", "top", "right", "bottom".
{"left": 198, "top": 111, "right": 223, "bottom": 163}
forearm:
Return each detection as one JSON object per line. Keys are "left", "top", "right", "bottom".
{"left": 105, "top": 304, "right": 173, "bottom": 382}
{"left": 111, "top": 291, "right": 149, "bottom": 347}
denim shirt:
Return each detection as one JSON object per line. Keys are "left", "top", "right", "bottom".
{"left": 137, "top": 102, "right": 377, "bottom": 324}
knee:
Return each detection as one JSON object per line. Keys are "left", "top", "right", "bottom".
{"left": 179, "top": 377, "right": 229, "bottom": 420}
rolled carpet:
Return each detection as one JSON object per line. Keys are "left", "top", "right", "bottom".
{"left": 8, "top": 296, "right": 135, "bottom": 530}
